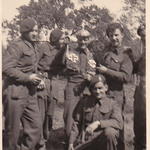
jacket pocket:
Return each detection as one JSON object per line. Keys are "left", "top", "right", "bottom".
{"left": 21, "top": 50, "right": 34, "bottom": 66}
{"left": 10, "top": 84, "right": 29, "bottom": 100}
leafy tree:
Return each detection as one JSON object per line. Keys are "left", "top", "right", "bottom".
{"left": 2, "top": 0, "right": 134, "bottom": 62}
{"left": 72, "top": 5, "right": 113, "bottom": 62}
{"left": 2, "top": 0, "right": 75, "bottom": 41}
{"left": 119, "top": 0, "right": 145, "bottom": 38}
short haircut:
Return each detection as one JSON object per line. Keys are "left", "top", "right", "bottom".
{"left": 50, "top": 29, "right": 63, "bottom": 44}
{"left": 89, "top": 74, "right": 107, "bottom": 92}
{"left": 106, "top": 23, "right": 124, "bottom": 37}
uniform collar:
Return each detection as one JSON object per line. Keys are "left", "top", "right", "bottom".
{"left": 96, "top": 96, "right": 109, "bottom": 105}
{"left": 21, "top": 37, "right": 35, "bottom": 49}
{"left": 96, "top": 97, "right": 112, "bottom": 113}
{"left": 112, "top": 46, "right": 122, "bottom": 55}
{"left": 88, "top": 95, "right": 108, "bottom": 106}
{"left": 77, "top": 47, "right": 89, "bottom": 54}
{"left": 86, "top": 96, "right": 112, "bottom": 112}
{"left": 109, "top": 42, "right": 123, "bottom": 55}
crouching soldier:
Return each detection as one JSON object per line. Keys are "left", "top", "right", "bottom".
{"left": 68, "top": 75, "right": 123, "bottom": 150}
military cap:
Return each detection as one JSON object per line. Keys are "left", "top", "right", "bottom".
{"left": 20, "top": 18, "right": 37, "bottom": 33}
{"left": 50, "top": 29, "right": 63, "bottom": 43}
{"left": 76, "top": 29, "right": 90, "bottom": 39}
{"left": 89, "top": 74, "right": 106, "bottom": 91}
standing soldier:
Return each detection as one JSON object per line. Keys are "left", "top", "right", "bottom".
{"left": 63, "top": 29, "right": 96, "bottom": 138}
{"left": 48, "top": 29, "right": 66, "bottom": 126}
{"left": 2, "top": 18, "right": 43, "bottom": 150}
{"left": 97, "top": 23, "right": 133, "bottom": 108}
{"left": 96, "top": 23, "right": 133, "bottom": 149}
{"left": 36, "top": 29, "right": 65, "bottom": 149}
{"left": 133, "top": 24, "right": 146, "bottom": 150}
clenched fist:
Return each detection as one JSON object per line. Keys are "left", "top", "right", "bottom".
{"left": 29, "top": 74, "right": 41, "bottom": 86}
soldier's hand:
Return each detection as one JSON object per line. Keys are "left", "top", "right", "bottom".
{"left": 83, "top": 73, "right": 92, "bottom": 81}
{"left": 68, "top": 144, "right": 74, "bottom": 150}
{"left": 86, "top": 121, "right": 100, "bottom": 135}
{"left": 96, "top": 65, "right": 108, "bottom": 73}
{"left": 37, "top": 79, "right": 45, "bottom": 89}
{"left": 85, "top": 126, "right": 94, "bottom": 136}
{"left": 29, "top": 74, "right": 41, "bottom": 85}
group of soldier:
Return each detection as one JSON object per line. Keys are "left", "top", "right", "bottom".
{"left": 2, "top": 17, "right": 146, "bottom": 150}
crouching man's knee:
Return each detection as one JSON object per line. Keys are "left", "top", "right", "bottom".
{"left": 103, "top": 127, "right": 119, "bottom": 147}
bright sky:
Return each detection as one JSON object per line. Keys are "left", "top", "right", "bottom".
{"left": 2, "top": 0, "right": 30, "bottom": 21}
{"left": 2, "top": 0, "right": 124, "bottom": 21}
{"left": 71, "top": 0, "right": 124, "bottom": 17}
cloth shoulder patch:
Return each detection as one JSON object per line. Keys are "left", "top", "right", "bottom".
{"left": 88, "top": 59, "right": 96, "bottom": 68}
{"left": 66, "top": 51, "right": 79, "bottom": 63}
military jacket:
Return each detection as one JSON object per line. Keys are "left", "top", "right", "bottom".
{"left": 69, "top": 95, "right": 123, "bottom": 143}
{"left": 102, "top": 45, "right": 133, "bottom": 91}
{"left": 133, "top": 41, "right": 145, "bottom": 77}
{"left": 3, "top": 38, "right": 39, "bottom": 99}
{"left": 63, "top": 46, "right": 96, "bottom": 83}
{"left": 37, "top": 42, "right": 66, "bottom": 77}
{"left": 37, "top": 42, "right": 53, "bottom": 73}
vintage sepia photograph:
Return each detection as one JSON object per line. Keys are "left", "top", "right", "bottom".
{"left": 2, "top": 0, "right": 146, "bottom": 150}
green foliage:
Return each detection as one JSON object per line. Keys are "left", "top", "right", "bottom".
{"left": 2, "top": 1, "right": 114, "bottom": 52}
{"left": 3, "top": 0, "right": 136, "bottom": 62}
{"left": 3, "top": 0, "right": 75, "bottom": 41}
{"left": 120, "top": 0, "right": 145, "bottom": 38}
{"left": 73, "top": 5, "right": 113, "bottom": 62}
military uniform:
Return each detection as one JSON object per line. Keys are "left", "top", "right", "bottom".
{"left": 36, "top": 41, "right": 54, "bottom": 147}
{"left": 101, "top": 45, "right": 133, "bottom": 107}
{"left": 69, "top": 95, "right": 123, "bottom": 150}
{"left": 37, "top": 40, "right": 66, "bottom": 136}
{"left": 3, "top": 38, "right": 41, "bottom": 150}
{"left": 133, "top": 41, "right": 146, "bottom": 150}
{"left": 63, "top": 46, "right": 96, "bottom": 136}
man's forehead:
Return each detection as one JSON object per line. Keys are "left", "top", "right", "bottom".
{"left": 92, "top": 76, "right": 105, "bottom": 85}
{"left": 110, "top": 28, "right": 123, "bottom": 34}
{"left": 94, "top": 81, "right": 105, "bottom": 87}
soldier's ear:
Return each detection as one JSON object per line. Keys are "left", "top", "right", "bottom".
{"left": 104, "top": 84, "right": 108, "bottom": 92}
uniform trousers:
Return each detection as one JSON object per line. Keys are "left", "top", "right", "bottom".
{"left": 76, "top": 127, "right": 119, "bottom": 150}
{"left": 4, "top": 93, "right": 41, "bottom": 150}
{"left": 36, "top": 78, "right": 53, "bottom": 149}
{"left": 63, "top": 82, "right": 80, "bottom": 137}
{"left": 134, "top": 76, "right": 146, "bottom": 150}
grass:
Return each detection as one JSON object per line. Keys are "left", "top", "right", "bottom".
{"left": 2, "top": 80, "right": 136, "bottom": 150}
{"left": 51, "top": 81, "right": 136, "bottom": 150}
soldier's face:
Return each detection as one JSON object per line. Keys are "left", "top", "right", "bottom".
{"left": 108, "top": 29, "right": 124, "bottom": 47}
{"left": 25, "top": 25, "right": 38, "bottom": 42}
{"left": 59, "top": 34, "right": 66, "bottom": 48}
{"left": 78, "top": 36, "right": 90, "bottom": 50}
{"left": 92, "top": 82, "right": 107, "bottom": 100}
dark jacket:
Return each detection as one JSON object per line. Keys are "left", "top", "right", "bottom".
{"left": 69, "top": 95, "right": 123, "bottom": 144}
{"left": 102, "top": 45, "right": 133, "bottom": 91}
{"left": 3, "top": 38, "right": 39, "bottom": 99}
{"left": 63, "top": 46, "right": 96, "bottom": 83}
